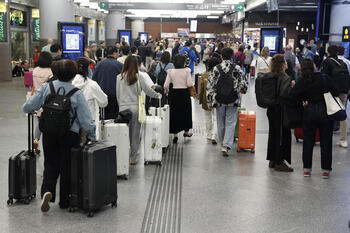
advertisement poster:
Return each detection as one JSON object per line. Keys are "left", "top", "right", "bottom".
{"left": 61, "top": 24, "right": 84, "bottom": 60}
{"left": 118, "top": 30, "right": 131, "bottom": 45}
{"left": 31, "top": 9, "right": 40, "bottom": 41}
{"left": 177, "top": 28, "right": 190, "bottom": 37}
{"left": 139, "top": 32, "right": 148, "bottom": 43}
{"left": 98, "top": 21, "right": 105, "bottom": 41}
{"left": 88, "top": 19, "right": 95, "bottom": 42}
{"left": 264, "top": 36, "right": 276, "bottom": 51}
{"left": 0, "top": 12, "right": 7, "bottom": 42}
{"left": 190, "top": 20, "right": 197, "bottom": 32}
{"left": 260, "top": 28, "right": 282, "bottom": 56}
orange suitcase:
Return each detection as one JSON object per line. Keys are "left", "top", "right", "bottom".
{"left": 237, "top": 110, "right": 256, "bottom": 153}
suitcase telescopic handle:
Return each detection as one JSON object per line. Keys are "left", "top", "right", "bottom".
{"left": 27, "top": 113, "right": 34, "bottom": 155}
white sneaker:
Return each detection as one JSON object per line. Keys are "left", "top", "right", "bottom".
{"left": 221, "top": 147, "right": 228, "bottom": 157}
{"left": 337, "top": 141, "right": 348, "bottom": 148}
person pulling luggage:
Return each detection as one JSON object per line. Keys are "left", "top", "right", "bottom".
{"left": 23, "top": 59, "right": 96, "bottom": 213}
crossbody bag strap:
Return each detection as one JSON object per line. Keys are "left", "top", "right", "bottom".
{"left": 49, "top": 81, "right": 56, "bottom": 94}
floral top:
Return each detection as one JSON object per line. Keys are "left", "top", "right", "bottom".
{"left": 206, "top": 60, "right": 248, "bottom": 107}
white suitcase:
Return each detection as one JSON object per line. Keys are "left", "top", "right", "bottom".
{"left": 143, "top": 116, "right": 162, "bottom": 165}
{"left": 102, "top": 120, "right": 130, "bottom": 179}
{"left": 149, "top": 104, "right": 170, "bottom": 149}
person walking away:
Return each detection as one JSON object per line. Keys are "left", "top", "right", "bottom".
{"left": 33, "top": 46, "right": 41, "bottom": 66}
{"left": 211, "top": 42, "right": 224, "bottom": 59}
{"left": 73, "top": 57, "right": 108, "bottom": 140}
{"left": 90, "top": 43, "right": 98, "bottom": 63}
{"left": 338, "top": 46, "right": 350, "bottom": 74}
{"left": 235, "top": 46, "right": 246, "bottom": 69}
{"left": 155, "top": 44, "right": 164, "bottom": 61}
{"left": 164, "top": 54, "right": 194, "bottom": 143}
{"left": 93, "top": 46, "right": 123, "bottom": 119}
{"left": 42, "top": 38, "right": 53, "bottom": 53}
{"left": 244, "top": 45, "right": 254, "bottom": 79}
{"left": 203, "top": 43, "right": 211, "bottom": 67}
{"left": 117, "top": 56, "right": 161, "bottom": 165}
{"left": 290, "top": 59, "right": 338, "bottom": 178}
{"left": 154, "top": 51, "right": 174, "bottom": 106}
{"left": 321, "top": 45, "right": 350, "bottom": 148}
{"left": 265, "top": 54, "right": 294, "bottom": 172}
{"left": 145, "top": 43, "right": 154, "bottom": 70}
{"left": 23, "top": 59, "right": 96, "bottom": 213}
{"left": 206, "top": 48, "right": 248, "bottom": 156}
{"left": 96, "top": 41, "right": 107, "bottom": 61}
{"left": 195, "top": 42, "right": 202, "bottom": 61}
{"left": 179, "top": 40, "right": 198, "bottom": 75}
{"left": 172, "top": 42, "right": 181, "bottom": 63}
{"left": 304, "top": 46, "right": 315, "bottom": 61}
{"left": 256, "top": 47, "right": 272, "bottom": 74}
{"left": 32, "top": 52, "right": 53, "bottom": 153}
{"left": 199, "top": 57, "right": 221, "bottom": 144}
{"left": 284, "top": 45, "right": 301, "bottom": 80}
{"left": 138, "top": 41, "right": 147, "bottom": 65}
{"left": 50, "top": 44, "right": 63, "bottom": 61}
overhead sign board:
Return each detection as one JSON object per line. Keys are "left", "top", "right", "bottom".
{"left": 235, "top": 3, "right": 244, "bottom": 12}
{"left": 342, "top": 26, "right": 350, "bottom": 42}
{"left": 99, "top": 2, "right": 108, "bottom": 10}
{"left": 109, "top": 3, "right": 234, "bottom": 11}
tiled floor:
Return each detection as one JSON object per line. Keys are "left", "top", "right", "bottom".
{"left": 1, "top": 67, "right": 350, "bottom": 232}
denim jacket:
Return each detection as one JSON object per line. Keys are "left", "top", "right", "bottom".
{"left": 23, "top": 80, "right": 96, "bottom": 140}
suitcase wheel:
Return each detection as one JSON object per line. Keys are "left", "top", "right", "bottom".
{"left": 144, "top": 161, "right": 149, "bottom": 166}
{"left": 69, "top": 207, "right": 75, "bottom": 213}
{"left": 158, "top": 161, "right": 162, "bottom": 166}
{"left": 22, "top": 198, "right": 30, "bottom": 205}
{"left": 237, "top": 148, "right": 241, "bottom": 153}
{"left": 123, "top": 175, "right": 129, "bottom": 180}
{"left": 87, "top": 211, "right": 94, "bottom": 218}
{"left": 111, "top": 201, "right": 117, "bottom": 208}
{"left": 7, "top": 199, "right": 13, "bottom": 206}
{"left": 251, "top": 149, "right": 255, "bottom": 153}
{"left": 295, "top": 137, "right": 299, "bottom": 143}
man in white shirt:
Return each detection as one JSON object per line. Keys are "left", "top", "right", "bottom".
{"left": 42, "top": 39, "right": 53, "bottom": 53}
{"left": 338, "top": 46, "right": 350, "bottom": 73}
{"left": 117, "top": 45, "right": 130, "bottom": 64}
{"left": 195, "top": 42, "right": 202, "bottom": 61}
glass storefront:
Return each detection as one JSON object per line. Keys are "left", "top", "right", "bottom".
{"left": 10, "top": 31, "right": 28, "bottom": 61}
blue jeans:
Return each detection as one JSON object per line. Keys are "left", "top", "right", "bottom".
{"left": 216, "top": 106, "right": 237, "bottom": 149}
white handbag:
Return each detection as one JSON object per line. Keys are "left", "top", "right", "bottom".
{"left": 323, "top": 92, "right": 347, "bottom": 121}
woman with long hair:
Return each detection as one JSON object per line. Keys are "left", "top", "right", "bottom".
{"left": 290, "top": 59, "right": 338, "bottom": 178}
{"left": 256, "top": 47, "right": 272, "bottom": 74}
{"left": 266, "top": 54, "right": 294, "bottom": 172}
{"left": 164, "top": 54, "right": 194, "bottom": 143}
{"left": 117, "top": 55, "right": 161, "bottom": 165}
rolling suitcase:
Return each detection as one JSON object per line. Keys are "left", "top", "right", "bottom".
{"left": 250, "top": 66, "right": 255, "bottom": 77}
{"left": 8, "top": 114, "right": 36, "bottom": 205}
{"left": 24, "top": 71, "right": 33, "bottom": 87}
{"left": 102, "top": 120, "right": 130, "bottom": 179}
{"left": 237, "top": 110, "right": 256, "bottom": 153}
{"left": 143, "top": 116, "right": 162, "bottom": 165}
{"left": 149, "top": 98, "right": 170, "bottom": 150}
{"left": 70, "top": 141, "right": 117, "bottom": 217}
{"left": 294, "top": 128, "right": 320, "bottom": 143}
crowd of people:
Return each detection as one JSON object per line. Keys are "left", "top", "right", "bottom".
{"left": 22, "top": 35, "right": 350, "bottom": 213}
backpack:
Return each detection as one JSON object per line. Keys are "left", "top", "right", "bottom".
{"left": 329, "top": 58, "right": 350, "bottom": 93}
{"left": 313, "top": 54, "right": 322, "bottom": 69}
{"left": 215, "top": 65, "right": 238, "bottom": 105}
{"left": 39, "top": 82, "right": 79, "bottom": 136}
{"left": 156, "top": 64, "right": 168, "bottom": 87}
{"left": 255, "top": 72, "right": 278, "bottom": 109}
{"left": 182, "top": 49, "right": 191, "bottom": 68}
{"left": 235, "top": 53, "right": 243, "bottom": 67}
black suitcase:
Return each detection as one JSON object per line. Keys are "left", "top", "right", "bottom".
{"left": 69, "top": 141, "right": 117, "bottom": 217}
{"left": 8, "top": 114, "right": 36, "bottom": 205}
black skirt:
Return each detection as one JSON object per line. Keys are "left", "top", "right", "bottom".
{"left": 169, "top": 88, "right": 192, "bottom": 134}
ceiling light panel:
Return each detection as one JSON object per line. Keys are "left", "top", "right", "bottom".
{"left": 109, "top": 0, "right": 204, "bottom": 3}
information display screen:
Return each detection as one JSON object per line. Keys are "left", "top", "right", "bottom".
{"left": 60, "top": 23, "right": 85, "bottom": 60}
{"left": 260, "top": 28, "right": 282, "bottom": 56}
{"left": 139, "top": 32, "right": 148, "bottom": 44}
{"left": 118, "top": 30, "right": 131, "bottom": 45}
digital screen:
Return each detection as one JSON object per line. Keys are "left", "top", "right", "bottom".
{"left": 0, "top": 12, "right": 7, "bottom": 42}
{"left": 10, "top": 9, "right": 27, "bottom": 27}
{"left": 139, "top": 32, "right": 148, "bottom": 44}
{"left": 261, "top": 28, "right": 281, "bottom": 56}
{"left": 119, "top": 30, "right": 131, "bottom": 45}
{"left": 61, "top": 25, "right": 84, "bottom": 60}
{"left": 190, "top": 20, "right": 197, "bottom": 32}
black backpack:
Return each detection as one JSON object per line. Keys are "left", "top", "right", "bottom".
{"left": 235, "top": 54, "right": 243, "bottom": 67}
{"left": 39, "top": 82, "right": 79, "bottom": 136}
{"left": 215, "top": 65, "right": 238, "bottom": 105}
{"left": 157, "top": 64, "right": 168, "bottom": 87}
{"left": 255, "top": 72, "right": 278, "bottom": 109}
{"left": 329, "top": 58, "right": 350, "bottom": 93}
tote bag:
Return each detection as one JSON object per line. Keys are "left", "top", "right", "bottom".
{"left": 322, "top": 75, "right": 347, "bottom": 121}
{"left": 137, "top": 75, "right": 146, "bottom": 124}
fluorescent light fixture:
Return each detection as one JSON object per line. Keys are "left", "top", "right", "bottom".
{"left": 207, "top": 16, "right": 219, "bottom": 19}
{"left": 109, "top": 0, "right": 204, "bottom": 3}
{"left": 74, "top": 0, "right": 89, "bottom": 3}
{"left": 126, "top": 9, "right": 224, "bottom": 18}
